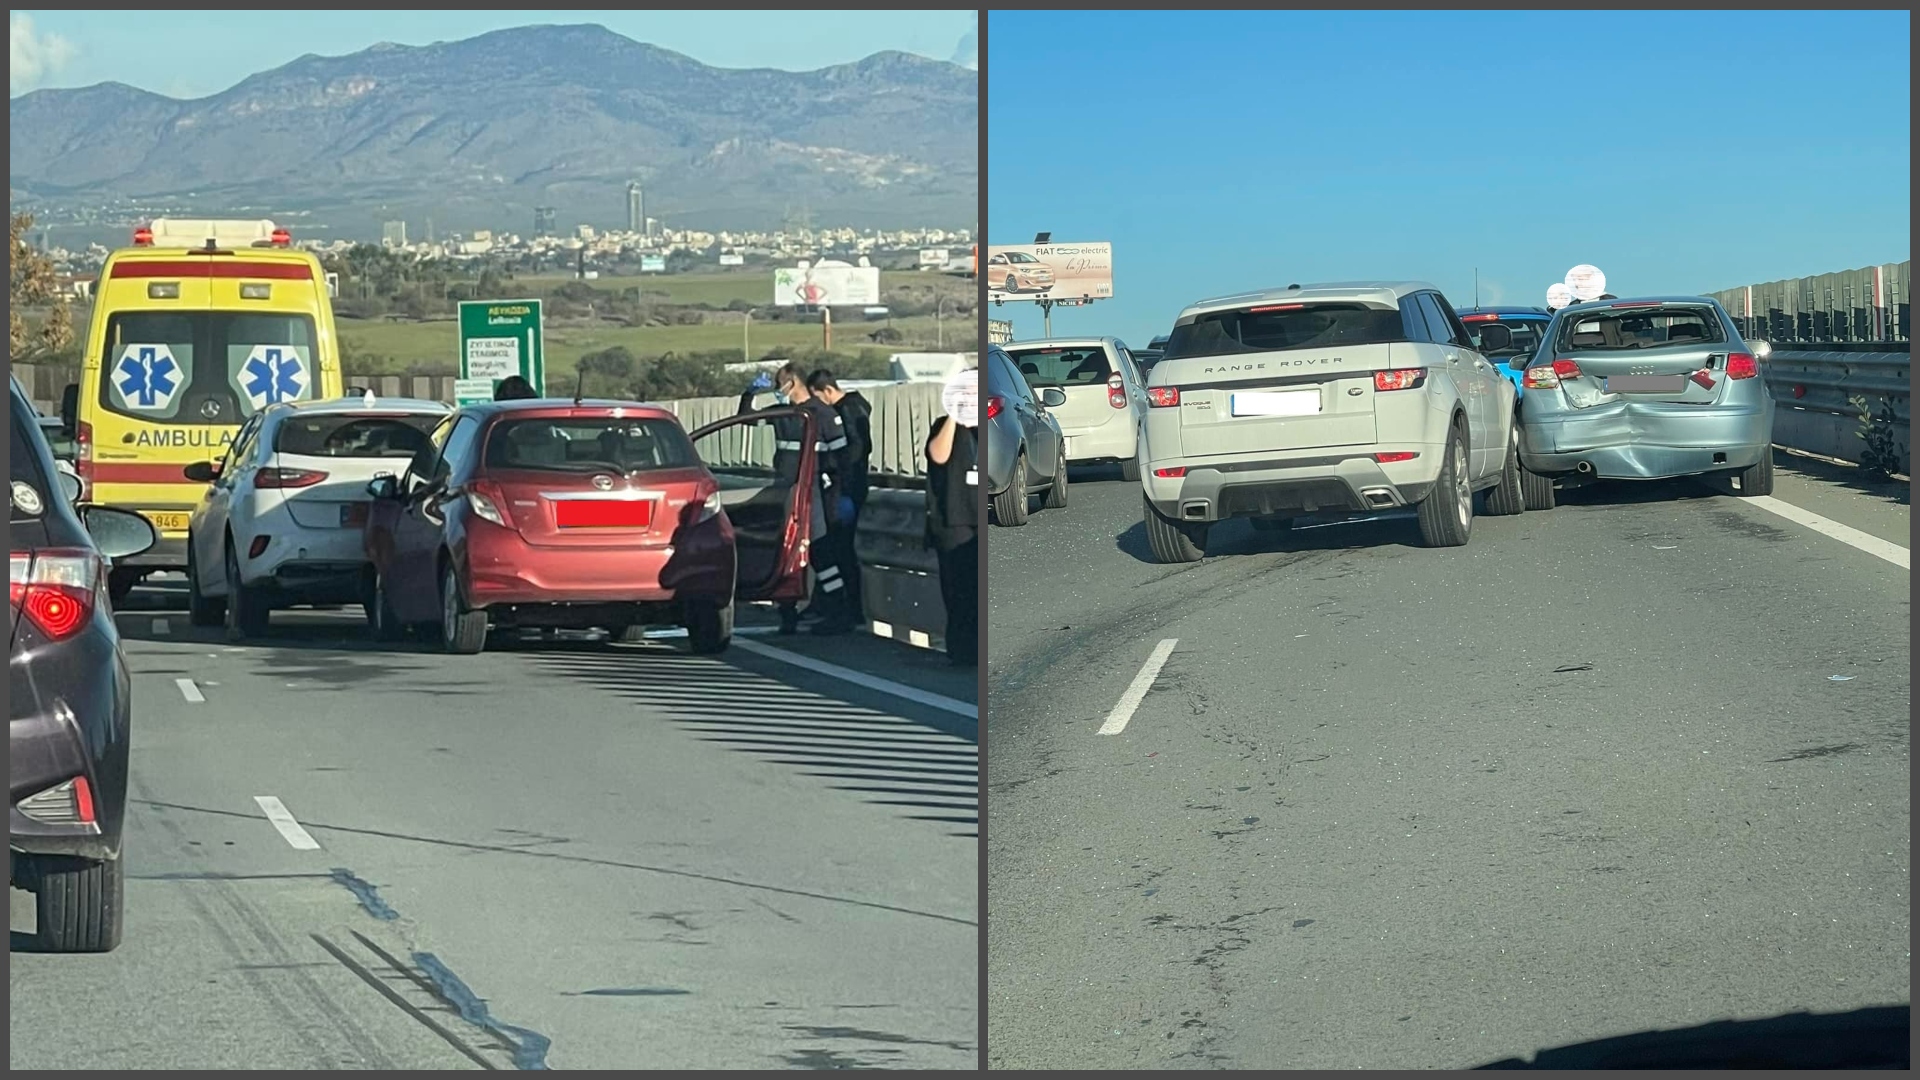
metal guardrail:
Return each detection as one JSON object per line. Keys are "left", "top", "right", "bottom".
{"left": 1764, "top": 350, "right": 1910, "bottom": 474}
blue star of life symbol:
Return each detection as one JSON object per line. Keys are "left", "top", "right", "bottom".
{"left": 242, "top": 347, "right": 307, "bottom": 408}
{"left": 115, "top": 346, "right": 180, "bottom": 409}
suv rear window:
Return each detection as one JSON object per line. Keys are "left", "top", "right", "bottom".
{"left": 98, "top": 310, "right": 318, "bottom": 424}
{"left": 484, "top": 418, "right": 697, "bottom": 473}
{"left": 1164, "top": 303, "right": 1405, "bottom": 360}
{"left": 274, "top": 413, "right": 442, "bottom": 458}
{"left": 1005, "top": 346, "right": 1114, "bottom": 387}
{"left": 1557, "top": 306, "right": 1727, "bottom": 352}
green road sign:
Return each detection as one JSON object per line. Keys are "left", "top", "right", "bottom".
{"left": 458, "top": 299, "right": 545, "bottom": 395}
{"left": 452, "top": 378, "right": 495, "bottom": 406}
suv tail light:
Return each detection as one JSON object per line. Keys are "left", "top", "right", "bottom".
{"left": 254, "top": 467, "right": 328, "bottom": 489}
{"left": 17, "top": 777, "right": 95, "bottom": 825}
{"left": 74, "top": 421, "right": 94, "bottom": 500}
{"left": 1726, "top": 352, "right": 1758, "bottom": 380}
{"left": 1525, "top": 359, "right": 1583, "bottom": 389}
{"left": 986, "top": 395, "right": 1005, "bottom": 419}
{"left": 1374, "top": 369, "right": 1426, "bottom": 391}
{"left": 465, "top": 480, "right": 512, "bottom": 527}
{"left": 1148, "top": 387, "right": 1180, "bottom": 408}
{"left": 1153, "top": 466, "right": 1187, "bottom": 478}
{"left": 10, "top": 548, "right": 102, "bottom": 640}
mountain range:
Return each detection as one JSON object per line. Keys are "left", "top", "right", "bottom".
{"left": 8, "top": 24, "right": 977, "bottom": 237}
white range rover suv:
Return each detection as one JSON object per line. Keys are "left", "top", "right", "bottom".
{"left": 1137, "top": 281, "right": 1524, "bottom": 562}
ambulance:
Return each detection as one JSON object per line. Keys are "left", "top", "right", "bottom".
{"left": 57, "top": 219, "right": 345, "bottom": 601}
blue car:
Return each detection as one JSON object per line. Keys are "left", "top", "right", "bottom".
{"left": 1457, "top": 307, "right": 1553, "bottom": 400}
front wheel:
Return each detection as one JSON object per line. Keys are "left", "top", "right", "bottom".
{"left": 439, "top": 562, "right": 487, "bottom": 655}
{"left": 1484, "top": 420, "right": 1526, "bottom": 516}
{"left": 1416, "top": 425, "right": 1473, "bottom": 548}
{"left": 993, "top": 453, "right": 1031, "bottom": 526}
{"left": 685, "top": 597, "right": 734, "bottom": 654}
{"left": 31, "top": 854, "right": 124, "bottom": 953}
{"left": 1143, "top": 496, "right": 1207, "bottom": 563}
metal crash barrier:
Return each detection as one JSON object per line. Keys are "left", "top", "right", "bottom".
{"left": 1762, "top": 350, "right": 1911, "bottom": 475}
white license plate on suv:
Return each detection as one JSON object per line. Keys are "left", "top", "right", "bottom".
{"left": 1230, "top": 390, "right": 1321, "bottom": 417}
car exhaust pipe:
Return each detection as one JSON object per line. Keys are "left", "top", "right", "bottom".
{"left": 1576, "top": 461, "right": 1594, "bottom": 474}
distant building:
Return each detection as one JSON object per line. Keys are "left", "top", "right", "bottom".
{"left": 626, "top": 182, "right": 645, "bottom": 235}
{"left": 576, "top": 224, "right": 596, "bottom": 242}
{"left": 534, "top": 206, "right": 556, "bottom": 237}
{"left": 381, "top": 220, "right": 407, "bottom": 248}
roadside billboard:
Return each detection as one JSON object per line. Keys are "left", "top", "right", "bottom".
{"left": 773, "top": 263, "right": 881, "bottom": 307}
{"left": 919, "top": 248, "right": 950, "bottom": 268}
{"left": 640, "top": 255, "right": 666, "bottom": 273}
{"left": 986, "top": 242, "right": 1113, "bottom": 304}
{"left": 718, "top": 253, "right": 745, "bottom": 267}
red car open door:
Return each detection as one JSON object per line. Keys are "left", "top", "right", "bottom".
{"left": 688, "top": 408, "right": 818, "bottom": 604}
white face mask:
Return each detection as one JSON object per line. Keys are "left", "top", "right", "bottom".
{"left": 773, "top": 390, "right": 791, "bottom": 405}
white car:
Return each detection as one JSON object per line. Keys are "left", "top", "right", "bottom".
{"left": 1002, "top": 337, "right": 1150, "bottom": 480}
{"left": 183, "top": 395, "right": 451, "bottom": 639}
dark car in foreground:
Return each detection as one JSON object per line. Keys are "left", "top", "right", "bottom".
{"left": 1516, "top": 296, "right": 1775, "bottom": 509}
{"left": 10, "top": 374, "right": 159, "bottom": 952}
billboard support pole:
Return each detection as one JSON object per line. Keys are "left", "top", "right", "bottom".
{"left": 1040, "top": 298, "right": 1054, "bottom": 338}
{"left": 823, "top": 306, "right": 832, "bottom": 351}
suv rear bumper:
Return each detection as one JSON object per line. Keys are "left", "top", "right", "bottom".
{"left": 1142, "top": 444, "right": 1445, "bottom": 523}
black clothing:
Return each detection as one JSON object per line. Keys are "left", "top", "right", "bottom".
{"left": 924, "top": 417, "right": 978, "bottom": 551}
{"left": 833, "top": 391, "right": 875, "bottom": 506}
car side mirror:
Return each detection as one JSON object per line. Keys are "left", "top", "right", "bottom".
{"left": 55, "top": 461, "right": 83, "bottom": 503}
{"left": 59, "top": 383, "right": 79, "bottom": 436}
{"left": 183, "top": 460, "right": 221, "bottom": 483}
{"left": 1745, "top": 339, "right": 1772, "bottom": 361}
{"left": 81, "top": 505, "right": 159, "bottom": 560}
{"left": 1040, "top": 387, "right": 1068, "bottom": 408}
{"left": 366, "top": 474, "right": 398, "bottom": 501}
{"left": 1478, "top": 324, "right": 1513, "bottom": 352}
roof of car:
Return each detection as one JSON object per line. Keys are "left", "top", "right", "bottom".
{"left": 274, "top": 395, "right": 451, "bottom": 416}
{"left": 1554, "top": 295, "right": 1720, "bottom": 316}
{"left": 461, "top": 398, "right": 679, "bottom": 418}
{"left": 1003, "top": 337, "right": 1118, "bottom": 349}
{"left": 1180, "top": 281, "right": 1439, "bottom": 318}
{"left": 1457, "top": 306, "right": 1552, "bottom": 317}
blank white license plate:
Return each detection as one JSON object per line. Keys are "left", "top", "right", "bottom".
{"left": 1230, "top": 390, "right": 1321, "bottom": 417}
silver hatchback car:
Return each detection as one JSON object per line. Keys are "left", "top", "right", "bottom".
{"left": 1515, "top": 296, "right": 1775, "bottom": 508}
{"left": 983, "top": 343, "right": 1068, "bottom": 526}
{"left": 1001, "top": 337, "right": 1150, "bottom": 480}
{"left": 1139, "top": 281, "right": 1524, "bottom": 561}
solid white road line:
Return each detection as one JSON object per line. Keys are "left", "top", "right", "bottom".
{"left": 253, "top": 796, "right": 322, "bottom": 851}
{"left": 732, "top": 638, "right": 976, "bottom": 719}
{"left": 1098, "top": 639, "right": 1180, "bottom": 736}
{"left": 1746, "top": 496, "right": 1910, "bottom": 570}
{"left": 174, "top": 678, "right": 205, "bottom": 703}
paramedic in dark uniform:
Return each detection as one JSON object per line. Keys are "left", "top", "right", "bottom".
{"left": 925, "top": 373, "right": 978, "bottom": 667}
{"left": 807, "top": 369, "right": 873, "bottom": 620}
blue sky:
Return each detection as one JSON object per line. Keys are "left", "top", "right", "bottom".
{"left": 10, "top": 10, "right": 976, "bottom": 99}
{"left": 987, "top": 10, "right": 1910, "bottom": 347}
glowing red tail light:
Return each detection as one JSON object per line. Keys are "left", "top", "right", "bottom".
{"left": 1524, "top": 358, "right": 1584, "bottom": 390}
{"left": 270, "top": 227, "right": 292, "bottom": 246}
{"left": 1551, "top": 358, "right": 1583, "bottom": 379}
{"left": 1374, "top": 369, "right": 1426, "bottom": 391}
{"left": 986, "top": 395, "right": 1005, "bottom": 419}
{"left": 1148, "top": 387, "right": 1180, "bottom": 407}
{"left": 1725, "top": 352, "right": 1758, "bottom": 380}
{"left": 1153, "top": 466, "right": 1187, "bottom": 478}
{"left": 253, "top": 467, "right": 328, "bottom": 489}
{"left": 1373, "top": 451, "right": 1419, "bottom": 463}
{"left": 9, "top": 548, "right": 101, "bottom": 640}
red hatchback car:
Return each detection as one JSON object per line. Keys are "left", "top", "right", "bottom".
{"left": 362, "top": 399, "right": 819, "bottom": 655}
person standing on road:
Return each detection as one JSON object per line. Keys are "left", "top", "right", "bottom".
{"left": 808, "top": 369, "right": 873, "bottom": 621}
{"left": 926, "top": 371, "right": 978, "bottom": 667}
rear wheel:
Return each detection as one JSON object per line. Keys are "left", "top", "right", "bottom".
{"left": 1416, "top": 425, "right": 1473, "bottom": 548}
{"left": 186, "top": 539, "right": 224, "bottom": 627}
{"left": 1143, "top": 495, "right": 1207, "bottom": 563}
{"left": 1484, "top": 420, "right": 1526, "bottom": 516}
{"left": 1041, "top": 457, "right": 1069, "bottom": 509}
{"left": 1735, "top": 450, "right": 1775, "bottom": 497}
{"left": 224, "top": 542, "right": 270, "bottom": 641}
{"left": 32, "top": 854, "right": 124, "bottom": 953}
{"left": 1120, "top": 458, "right": 1141, "bottom": 482}
{"left": 993, "top": 452, "right": 1031, "bottom": 526}
{"left": 1520, "top": 462, "right": 1556, "bottom": 511}
{"left": 686, "top": 597, "right": 734, "bottom": 654}
{"left": 438, "top": 562, "right": 487, "bottom": 655}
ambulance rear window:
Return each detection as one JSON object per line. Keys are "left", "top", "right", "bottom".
{"left": 98, "top": 311, "right": 318, "bottom": 425}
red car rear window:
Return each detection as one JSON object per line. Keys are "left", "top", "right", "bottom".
{"left": 483, "top": 418, "right": 696, "bottom": 473}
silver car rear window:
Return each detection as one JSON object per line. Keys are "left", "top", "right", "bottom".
{"left": 1557, "top": 305, "right": 1727, "bottom": 352}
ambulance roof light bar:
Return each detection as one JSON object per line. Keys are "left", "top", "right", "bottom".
{"left": 135, "top": 218, "right": 288, "bottom": 249}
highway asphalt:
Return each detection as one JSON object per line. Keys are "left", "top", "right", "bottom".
{"left": 985, "top": 450, "right": 1909, "bottom": 1070}
{"left": 10, "top": 588, "right": 977, "bottom": 1070}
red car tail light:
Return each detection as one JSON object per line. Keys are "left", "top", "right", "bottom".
{"left": 986, "top": 395, "right": 1005, "bottom": 419}
{"left": 1108, "top": 376, "right": 1128, "bottom": 409}
{"left": 1726, "top": 352, "right": 1758, "bottom": 379}
{"left": 1148, "top": 387, "right": 1180, "bottom": 407}
{"left": 16, "top": 776, "right": 95, "bottom": 825}
{"left": 1374, "top": 451, "right": 1419, "bottom": 463}
{"left": 10, "top": 548, "right": 101, "bottom": 640}
{"left": 1551, "top": 358, "right": 1583, "bottom": 379}
{"left": 465, "top": 480, "right": 513, "bottom": 528}
{"left": 1153, "top": 466, "right": 1187, "bottom": 478}
{"left": 1373, "top": 369, "right": 1426, "bottom": 391}
{"left": 253, "top": 467, "right": 328, "bottom": 489}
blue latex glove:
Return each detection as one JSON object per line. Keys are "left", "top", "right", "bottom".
{"left": 748, "top": 372, "right": 774, "bottom": 392}
{"left": 835, "top": 495, "right": 856, "bottom": 524}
